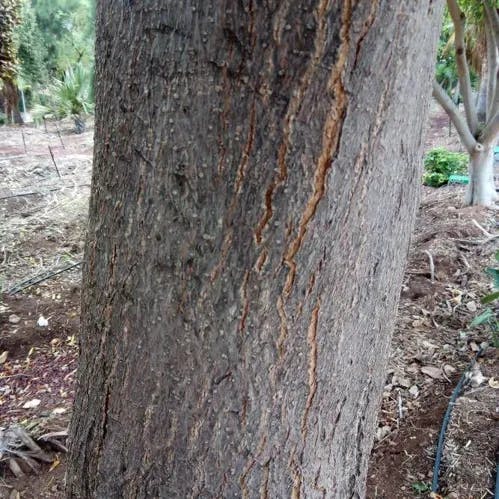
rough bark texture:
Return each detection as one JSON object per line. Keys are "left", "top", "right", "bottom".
{"left": 1, "top": 79, "right": 22, "bottom": 124}
{"left": 68, "top": 1, "right": 443, "bottom": 498}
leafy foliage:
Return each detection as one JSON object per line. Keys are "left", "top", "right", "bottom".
{"left": 14, "top": 0, "right": 47, "bottom": 88}
{"left": 2, "top": 0, "right": 95, "bottom": 122}
{"left": 435, "top": 2, "right": 483, "bottom": 100}
{"left": 423, "top": 148, "right": 468, "bottom": 187}
{"left": 31, "top": 0, "right": 94, "bottom": 76}
{"left": 0, "top": 0, "right": 21, "bottom": 81}
{"left": 32, "top": 64, "right": 93, "bottom": 130}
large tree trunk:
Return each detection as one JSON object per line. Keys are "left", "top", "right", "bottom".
{"left": 1, "top": 79, "right": 23, "bottom": 124}
{"left": 466, "top": 147, "right": 498, "bottom": 206}
{"left": 67, "top": 1, "right": 443, "bottom": 497}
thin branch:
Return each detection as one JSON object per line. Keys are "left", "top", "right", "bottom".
{"left": 447, "top": 0, "right": 479, "bottom": 134}
{"left": 483, "top": 5, "right": 498, "bottom": 119}
{"left": 432, "top": 80, "right": 479, "bottom": 153}
{"left": 483, "top": 1, "right": 499, "bottom": 48}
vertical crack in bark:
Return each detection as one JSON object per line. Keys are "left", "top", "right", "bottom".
{"left": 211, "top": 97, "right": 257, "bottom": 282}
{"left": 255, "top": 0, "right": 335, "bottom": 246}
{"left": 313, "top": 465, "right": 327, "bottom": 497}
{"left": 282, "top": 0, "right": 352, "bottom": 296}
{"left": 276, "top": 295, "right": 289, "bottom": 358}
{"left": 259, "top": 459, "right": 271, "bottom": 499}
{"left": 254, "top": 142, "right": 288, "bottom": 244}
{"left": 239, "top": 270, "right": 250, "bottom": 333}
{"left": 239, "top": 436, "right": 267, "bottom": 499}
{"left": 255, "top": 248, "right": 268, "bottom": 272}
{"left": 301, "top": 300, "right": 320, "bottom": 439}
{"left": 352, "top": 0, "right": 380, "bottom": 70}
{"left": 209, "top": 230, "right": 233, "bottom": 282}
{"left": 234, "top": 97, "right": 257, "bottom": 196}
{"left": 289, "top": 446, "right": 302, "bottom": 499}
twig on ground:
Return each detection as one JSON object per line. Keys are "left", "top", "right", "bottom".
{"left": 471, "top": 219, "right": 492, "bottom": 238}
{"left": 424, "top": 250, "right": 435, "bottom": 282}
{"left": 397, "top": 391, "right": 403, "bottom": 426}
{"left": 459, "top": 254, "right": 470, "bottom": 269}
{"left": 454, "top": 234, "right": 499, "bottom": 246}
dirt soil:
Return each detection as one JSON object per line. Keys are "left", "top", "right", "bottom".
{"left": 0, "top": 107, "right": 498, "bottom": 498}
{"left": 0, "top": 119, "right": 90, "bottom": 498}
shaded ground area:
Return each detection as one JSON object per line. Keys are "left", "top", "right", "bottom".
{"left": 0, "top": 120, "right": 89, "bottom": 498}
{"left": 367, "top": 187, "right": 498, "bottom": 499}
{"left": 1, "top": 107, "right": 498, "bottom": 498}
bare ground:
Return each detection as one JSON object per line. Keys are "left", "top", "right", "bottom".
{"left": 0, "top": 106, "right": 498, "bottom": 498}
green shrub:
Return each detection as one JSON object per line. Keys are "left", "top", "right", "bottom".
{"left": 423, "top": 147, "right": 468, "bottom": 187}
{"left": 422, "top": 172, "right": 448, "bottom": 187}
{"left": 32, "top": 63, "right": 93, "bottom": 133}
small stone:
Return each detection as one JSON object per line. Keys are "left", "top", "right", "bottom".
{"left": 398, "top": 377, "right": 412, "bottom": 388}
{"left": 421, "top": 340, "right": 438, "bottom": 350}
{"left": 8, "top": 314, "right": 20, "bottom": 324}
{"left": 376, "top": 425, "right": 391, "bottom": 441}
{"left": 469, "top": 341, "right": 479, "bottom": 352}
{"left": 421, "top": 366, "right": 443, "bottom": 379}
{"left": 409, "top": 385, "right": 419, "bottom": 398}
{"left": 466, "top": 301, "right": 477, "bottom": 312}
{"left": 37, "top": 315, "right": 49, "bottom": 327}
{"left": 23, "top": 399, "right": 41, "bottom": 409}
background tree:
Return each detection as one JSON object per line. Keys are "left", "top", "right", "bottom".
{"left": 433, "top": 0, "right": 499, "bottom": 206}
{"left": 14, "top": 0, "right": 47, "bottom": 110}
{"left": 31, "top": 0, "right": 94, "bottom": 76}
{"left": 67, "top": 1, "right": 444, "bottom": 497}
{"left": 0, "top": 0, "right": 22, "bottom": 123}
{"left": 1, "top": 0, "right": 95, "bottom": 123}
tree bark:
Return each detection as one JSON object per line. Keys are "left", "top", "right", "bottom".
{"left": 466, "top": 147, "right": 499, "bottom": 206}
{"left": 476, "top": 61, "right": 488, "bottom": 124}
{"left": 67, "top": 1, "right": 444, "bottom": 498}
{"left": 1, "top": 79, "right": 23, "bottom": 124}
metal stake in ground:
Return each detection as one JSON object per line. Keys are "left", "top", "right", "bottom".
{"left": 48, "top": 145, "right": 62, "bottom": 178}
{"left": 55, "top": 122, "right": 65, "bottom": 148}
{"left": 21, "top": 128, "right": 27, "bottom": 153}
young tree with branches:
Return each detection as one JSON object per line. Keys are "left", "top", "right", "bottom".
{"left": 433, "top": 0, "right": 499, "bottom": 206}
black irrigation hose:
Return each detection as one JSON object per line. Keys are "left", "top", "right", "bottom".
{"left": 431, "top": 348, "right": 484, "bottom": 494}
{"left": 495, "top": 451, "right": 499, "bottom": 499}
{"left": 5, "top": 261, "right": 83, "bottom": 295}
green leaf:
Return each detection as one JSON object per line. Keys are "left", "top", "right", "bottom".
{"left": 481, "top": 291, "right": 499, "bottom": 305}
{"left": 411, "top": 481, "right": 431, "bottom": 494}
